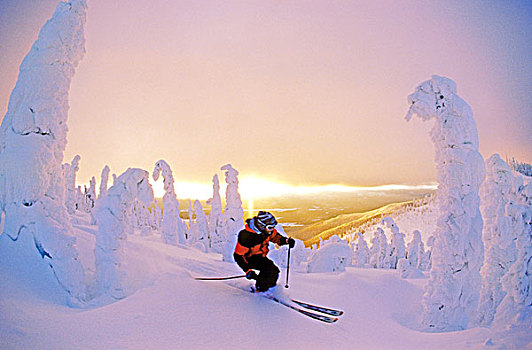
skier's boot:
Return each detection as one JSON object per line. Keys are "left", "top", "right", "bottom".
{"left": 250, "top": 284, "right": 273, "bottom": 298}
{"left": 252, "top": 285, "right": 290, "bottom": 302}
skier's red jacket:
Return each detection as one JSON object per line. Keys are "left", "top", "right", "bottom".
{"left": 233, "top": 219, "right": 289, "bottom": 272}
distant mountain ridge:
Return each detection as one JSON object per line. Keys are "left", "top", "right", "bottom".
{"left": 291, "top": 193, "right": 437, "bottom": 247}
{"left": 293, "top": 201, "right": 414, "bottom": 246}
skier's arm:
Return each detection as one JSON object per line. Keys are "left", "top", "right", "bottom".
{"left": 270, "top": 230, "right": 289, "bottom": 245}
{"left": 271, "top": 230, "right": 295, "bottom": 248}
{"left": 233, "top": 253, "right": 251, "bottom": 273}
{"left": 233, "top": 232, "right": 251, "bottom": 272}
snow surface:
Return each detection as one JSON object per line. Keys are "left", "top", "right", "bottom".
{"left": 1, "top": 212, "right": 530, "bottom": 350}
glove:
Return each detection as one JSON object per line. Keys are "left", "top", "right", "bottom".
{"left": 287, "top": 238, "right": 295, "bottom": 248}
{"left": 246, "top": 270, "right": 258, "bottom": 280}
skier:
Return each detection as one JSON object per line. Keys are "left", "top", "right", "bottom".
{"left": 234, "top": 211, "right": 295, "bottom": 293}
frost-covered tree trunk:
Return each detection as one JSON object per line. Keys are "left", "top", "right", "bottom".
{"left": 98, "top": 165, "right": 110, "bottom": 200}
{"left": 64, "top": 155, "right": 81, "bottom": 214}
{"left": 152, "top": 160, "right": 185, "bottom": 245}
{"left": 94, "top": 168, "right": 154, "bottom": 299}
{"left": 221, "top": 164, "right": 244, "bottom": 262}
{"left": 406, "top": 75, "right": 485, "bottom": 331}
{"left": 477, "top": 154, "right": 517, "bottom": 326}
{"left": 0, "top": 0, "right": 88, "bottom": 303}
{"left": 494, "top": 182, "right": 531, "bottom": 326}
{"left": 207, "top": 174, "right": 224, "bottom": 251}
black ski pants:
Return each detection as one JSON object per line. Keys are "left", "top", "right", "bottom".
{"left": 247, "top": 255, "right": 280, "bottom": 292}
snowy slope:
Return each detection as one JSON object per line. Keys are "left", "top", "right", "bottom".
{"left": 297, "top": 197, "right": 439, "bottom": 247}
{"left": 298, "top": 201, "right": 410, "bottom": 246}
{"left": 1, "top": 214, "right": 530, "bottom": 350}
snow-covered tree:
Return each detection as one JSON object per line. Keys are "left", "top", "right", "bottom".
{"left": 87, "top": 176, "right": 96, "bottom": 208}
{"left": 150, "top": 203, "right": 162, "bottom": 232}
{"left": 406, "top": 230, "right": 424, "bottom": 270}
{"left": 94, "top": 168, "right": 154, "bottom": 299}
{"left": 64, "top": 155, "right": 81, "bottom": 214}
{"left": 420, "top": 235, "right": 435, "bottom": 271}
{"left": 132, "top": 200, "right": 153, "bottom": 236}
{"left": 507, "top": 157, "right": 532, "bottom": 177}
{"left": 495, "top": 181, "right": 531, "bottom": 326}
{"left": 187, "top": 211, "right": 197, "bottom": 241}
{"left": 194, "top": 200, "right": 210, "bottom": 246}
{"left": 352, "top": 234, "right": 370, "bottom": 267}
{"left": 99, "top": 165, "right": 110, "bottom": 200}
{"left": 477, "top": 154, "right": 517, "bottom": 326}
{"left": 206, "top": 174, "right": 224, "bottom": 250}
{"left": 0, "top": 0, "right": 88, "bottom": 302}
{"left": 368, "top": 230, "right": 380, "bottom": 268}
{"left": 187, "top": 200, "right": 193, "bottom": 232}
{"left": 75, "top": 186, "right": 83, "bottom": 210}
{"left": 292, "top": 239, "right": 313, "bottom": 272}
{"left": 220, "top": 164, "right": 244, "bottom": 262}
{"left": 406, "top": 75, "right": 485, "bottom": 331}
{"left": 383, "top": 217, "right": 406, "bottom": 269}
{"left": 369, "top": 228, "right": 388, "bottom": 269}
{"left": 188, "top": 200, "right": 209, "bottom": 247}
{"left": 78, "top": 181, "right": 95, "bottom": 213}
{"left": 152, "top": 160, "right": 186, "bottom": 245}
{"left": 308, "top": 235, "right": 353, "bottom": 273}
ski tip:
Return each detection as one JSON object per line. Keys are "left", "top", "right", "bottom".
{"left": 318, "top": 317, "right": 339, "bottom": 324}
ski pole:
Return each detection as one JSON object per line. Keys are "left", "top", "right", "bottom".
{"left": 194, "top": 274, "right": 246, "bottom": 281}
{"left": 285, "top": 246, "right": 291, "bottom": 288}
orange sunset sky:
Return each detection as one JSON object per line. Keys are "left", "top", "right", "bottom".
{"left": 1, "top": 1, "right": 530, "bottom": 196}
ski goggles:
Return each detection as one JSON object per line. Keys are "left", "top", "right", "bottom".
{"left": 264, "top": 224, "right": 276, "bottom": 231}
{"left": 257, "top": 218, "right": 277, "bottom": 231}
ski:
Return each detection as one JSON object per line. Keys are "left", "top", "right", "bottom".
{"left": 225, "top": 282, "right": 338, "bottom": 323}
{"left": 290, "top": 299, "right": 344, "bottom": 317}
{"left": 269, "top": 296, "right": 339, "bottom": 323}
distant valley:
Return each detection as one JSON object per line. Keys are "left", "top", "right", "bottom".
{"left": 177, "top": 187, "right": 435, "bottom": 246}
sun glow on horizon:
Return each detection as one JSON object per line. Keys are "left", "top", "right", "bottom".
{"left": 149, "top": 176, "right": 437, "bottom": 201}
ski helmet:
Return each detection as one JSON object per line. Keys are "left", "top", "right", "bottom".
{"left": 255, "top": 211, "right": 277, "bottom": 232}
